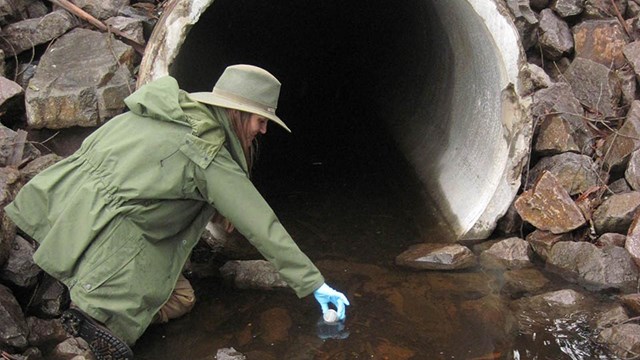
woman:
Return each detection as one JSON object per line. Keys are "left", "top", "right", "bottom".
{"left": 5, "top": 64, "right": 349, "bottom": 360}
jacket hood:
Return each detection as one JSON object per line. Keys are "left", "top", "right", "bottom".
{"left": 124, "top": 76, "right": 188, "bottom": 125}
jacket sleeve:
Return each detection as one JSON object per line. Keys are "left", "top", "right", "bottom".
{"left": 194, "top": 147, "right": 325, "bottom": 298}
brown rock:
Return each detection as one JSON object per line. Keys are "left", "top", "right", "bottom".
{"left": 602, "top": 100, "right": 640, "bottom": 172}
{"left": 527, "top": 152, "right": 600, "bottom": 195}
{"left": 625, "top": 211, "right": 640, "bottom": 267}
{"left": 479, "top": 237, "right": 534, "bottom": 269}
{"left": 526, "top": 229, "right": 572, "bottom": 261}
{"left": 620, "top": 293, "right": 640, "bottom": 316}
{"left": 573, "top": 20, "right": 628, "bottom": 69}
{"left": 515, "top": 171, "right": 586, "bottom": 234}
{"left": 596, "top": 232, "right": 627, "bottom": 247}
{"left": 551, "top": 0, "right": 585, "bottom": 17}
{"left": 502, "top": 268, "right": 551, "bottom": 296}
{"left": 584, "top": 0, "right": 628, "bottom": 19}
{"left": 593, "top": 191, "right": 640, "bottom": 234}
{"left": 538, "top": 9, "right": 574, "bottom": 60}
{"left": 564, "top": 57, "right": 622, "bottom": 119}
{"left": 259, "top": 308, "right": 291, "bottom": 344}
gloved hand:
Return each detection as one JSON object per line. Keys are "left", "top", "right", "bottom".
{"left": 313, "top": 283, "right": 350, "bottom": 321}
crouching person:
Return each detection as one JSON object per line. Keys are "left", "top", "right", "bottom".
{"left": 5, "top": 65, "right": 349, "bottom": 360}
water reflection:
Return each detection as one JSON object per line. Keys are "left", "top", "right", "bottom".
{"left": 133, "top": 141, "right": 618, "bottom": 359}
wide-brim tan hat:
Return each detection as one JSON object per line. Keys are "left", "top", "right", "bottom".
{"left": 189, "top": 64, "right": 291, "bottom": 132}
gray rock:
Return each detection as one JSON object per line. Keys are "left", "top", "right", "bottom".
{"left": 519, "top": 62, "right": 551, "bottom": 96}
{"left": 564, "top": 57, "right": 622, "bottom": 119}
{"left": 395, "top": 243, "right": 477, "bottom": 270}
{"left": 592, "top": 191, "right": 640, "bottom": 234}
{"left": 71, "top": 0, "right": 129, "bottom": 20}
{"left": 19, "top": 153, "right": 63, "bottom": 183}
{"left": 515, "top": 171, "right": 586, "bottom": 234}
{"left": 531, "top": 0, "right": 551, "bottom": 11}
{"left": 495, "top": 201, "right": 523, "bottom": 236}
{"left": 480, "top": 237, "right": 533, "bottom": 269}
{"left": 617, "top": 65, "right": 638, "bottom": 108}
{"left": 28, "top": 275, "right": 68, "bottom": 318}
{"left": 216, "top": 347, "right": 246, "bottom": 360}
{"left": 573, "top": 20, "right": 628, "bottom": 69}
{"left": 0, "top": 76, "right": 24, "bottom": 118}
{"left": 505, "top": 0, "right": 539, "bottom": 51}
{"left": 0, "top": 0, "right": 48, "bottom": 25}
{"left": 625, "top": 213, "right": 640, "bottom": 267}
{"left": 1, "top": 235, "right": 41, "bottom": 288}
{"left": 602, "top": 100, "right": 640, "bottom": 172}
{"left": 584, "top": 0, "right": 628, "bottom": 19}
{"left": 596, "top": 232, "right": 627, "bottom": 247}
{"left": 0, "top": 10, "right": 79, "bottom": 57}
{"left": 626, "top": 149, "right": 640, "bottom": 190}
{"left": 203, "top": 220, "right": 260, "bottom": 260}
{"left": 538, "top": 9, "right": 574, "bottom": 60}
{"left": 526, "top": 229, "right": 572, "bottom": 261}
{"left": 0, "top": 284, "right": 28, "bottom": 349}
{"left": 0, "top": 166, "right": 20, "bottom": 268}
{"left": 0, "top": 125, "right": 40, "bottom": 168}
{"left": 624, "top": 41, "right": 640, "bottom": 83}
{"left": 219, "top": 260, "right": 288, "bottom": 291}
{"left": 105, "top": 16, "right": 145, "bottom": 45}
{"left": 547, "top": 241, "right": 640, "bottom": 292}
{"left": 49, "top": 337, "right": 94, "bottom": 360}
{"left": 25, "top": 28, "right": 136, "bottom": 129}
{"left": 609, "top": 178, "right": 632, "bottom": 194}
{"left": 551, "top": 0, "right": 585, "bottom": 17}
{"left": 629, "top": 0, "right": 640, "bottom": 16}
{"left": 527, "top": 153, "right": 600, "bottom": 195}
{"left": 597, "top": 323, "right": 640, "bottom": 359}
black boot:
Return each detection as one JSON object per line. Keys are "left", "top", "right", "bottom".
{"left": 61, "top": 307, "right": 134, "bottom": 360}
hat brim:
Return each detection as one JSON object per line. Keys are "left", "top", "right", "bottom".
{"left": 188, "top": 92, "right": 291, "bottom": 132}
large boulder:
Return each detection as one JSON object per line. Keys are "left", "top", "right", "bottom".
{"left": 25, "top": 28, "right": 136, "bottom": 129}
{"left": 0, "top": 10, "right": 78, "bottom": 57}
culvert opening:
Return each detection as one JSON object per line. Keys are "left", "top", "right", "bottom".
{"left": 140, "top": 0, "right": 528, "bottom": 242}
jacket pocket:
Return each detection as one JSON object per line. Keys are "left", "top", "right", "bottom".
{"left": 76, "top": 218, "right": 145, "bottom": 293}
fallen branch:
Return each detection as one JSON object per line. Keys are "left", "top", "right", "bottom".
{"left": 46, "top": 0, "right": 145, "bottom": 55}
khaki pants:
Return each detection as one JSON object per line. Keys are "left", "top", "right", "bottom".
{"left": 154, "top": 273, "right": 196, "bottom": 323}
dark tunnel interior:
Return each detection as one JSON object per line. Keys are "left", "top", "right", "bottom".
{"left": 169, "top": 0, "right": 442, "bottom": 226}
{"left": 170, "top": 0, "right": 454, "bottom": 242}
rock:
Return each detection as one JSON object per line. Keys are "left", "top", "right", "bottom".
{"left": 105, "top": 16, "right": 145, "bottom": 45}
{"left": 573, "top": 20, "right": 628, "bottom": 69}
{"left": 551, "top": 0, "right": 585, "bottom": 17}
{"left": 629, "top": 0, "right": 640, "bottom": 17}
{"left": 626, "top": 149, "right": 640, "bottom": 190}
{"left": 495, "top": 201, "right": 523, "bottom": 236}
{"left": 0, "top": 284, "right": 28, "bottom": 349}
{"left": 25, "top": 28, "right": 136, "bottom": 129}
{"left": 519, "top": 63, "right": 551, "bottom": 96}
{"left": 620, "top": 293, "right": 640, "bottom": 316}
{"left": 502, "top": 268, "right": 551, "bottom": 297}
{"left": 395, "top": 243, "right": 477, "bottom": 270}
{"left": 609, "top": 178, "right": 632, "bottom": 194}
{"left": 219, "top": 260, "right": 288, "bottom": 291}
{"left": 0, "top": 10, "right": 79, "bottom": 57}
{"left": 526, "top": 229, "right": 572, "bottom": 261}
{"left": 48, "top": 337, "right": 94, "bottom": 360}
{"left": 26, "top": 317, "right": 68, "bottom": 349}
{"left": 527, "top": 153, "right": 600, "bottom": 195}
{"left": 591, "top": 305, "right": 629, "bottom": 330}
{"left": 505, "top": 0, "right": 539, "bottom": 51}
{"left": 623, "top": 41, "right": 640, "bottom": 82}
{"left": 0, "top": 125, "right": 41, "bottom": 167}
{"left": 215, "top": 348, "right": 246, "bottom": 360}
{"left": 19, "top": 154, "right": 63, "bottom": 183}
{"left": 596, "top": 232, "right": 627, "bottom": 247}
{"left": 547, "top": 241, "right": 640, "bottom": 292}
{"left": 597, "top": 323, "right": 640, "bottom": 359}
{"left": 538, "top": 9, "right": 574, "bottom": 60}
{"left": 531, "top": 0, "right": 551, "bottom": 11}
{"left": 514, "top": 171, "right": 586, "bottom": 234}
{"left": 603, "top": 101, "right": 640, "bottom": 172}
{"left": 0, "top": 0, "right": 49, "bottom": 25}
{"left": 564, "top": 57, "right": 622, "bottom": 119}
{"left": 584, "top": 0, "right": 628, "bottom": 19}
{"left": 259, "top": 308, "right": 291, "bottom": 344}
{"left": 70, "top": 0, "right": 129, "bottom": 20}
{"left": 530, "top": 83, "right": 593, "bottom": 156}
{"left": 593, "top": 191, "right": 640, "bottom": 234}
{"left": 618, "top": 65, "right": 638, "bottom": 108}
{"left": 1, "top": 235, "right": 41, "bottom": 288}
{"left": 203, "top": 220, "right": 260, "bottom": 259}
{"left": 0, "top": 166, "right": 20, "bottom": 268}
{"left": 625, "top": 212, "right": 640, "bottom": 267}
{"left": 28, "top": 275, "right": 69, "bottom": 318}
{"left": 479, "top": 237, "right": 533, "bottom": 269}
{"left": 0, "top": 76, "right": 25, "bottom": 122}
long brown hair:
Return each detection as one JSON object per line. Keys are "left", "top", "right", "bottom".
{"left": 226, "top": 108, "right": 257, "bottom": 171}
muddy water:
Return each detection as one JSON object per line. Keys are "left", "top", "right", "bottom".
{"left": 132, "top": 137, "right": 613, "bottom": 359}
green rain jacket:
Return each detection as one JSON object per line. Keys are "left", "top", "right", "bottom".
{"left": 5, "top": 76, "right": 324, "bottom": 345}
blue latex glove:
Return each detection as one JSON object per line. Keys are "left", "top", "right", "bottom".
{"left": 313, "top": 283, "right": 350, "bottom": 320}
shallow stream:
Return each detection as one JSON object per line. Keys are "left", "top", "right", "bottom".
{"left": 132, "top": 133, "right": 615, "bottom": 359}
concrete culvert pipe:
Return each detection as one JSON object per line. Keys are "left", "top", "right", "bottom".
{"left": 138, "top": 0, "right": 531, "bottom": 241}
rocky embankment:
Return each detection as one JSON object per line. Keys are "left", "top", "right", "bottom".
{"left": 3, "top": 0, "right": 640, "bottom": 358}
